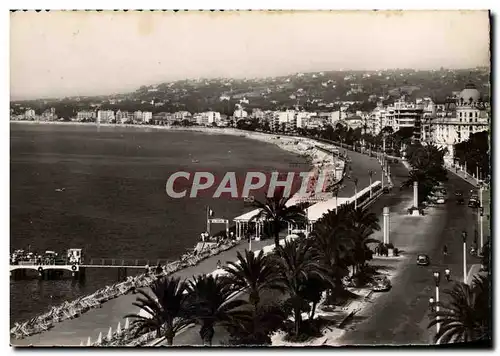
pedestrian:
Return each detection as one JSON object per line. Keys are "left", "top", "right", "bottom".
{"left": 443, "top": 245, "right": 448, "bottom": 256}
{"left": 216, "top": 260, "right": 222, "bottom": 269}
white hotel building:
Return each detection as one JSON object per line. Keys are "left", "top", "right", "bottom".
{"left": 431, "top": 84, "right": 490, "bottom": 164}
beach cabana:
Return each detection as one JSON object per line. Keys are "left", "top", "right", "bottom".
{"left": 233, "top": 208, "right": 265, "bottom": 241}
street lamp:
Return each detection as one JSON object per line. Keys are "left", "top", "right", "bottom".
{"left": 353, "top": 177, "right": 359, "bottom": 209}
{"left": 479, "top": 187, "right": 484, "bottom": 249}
{"left": 368, "top": 170, "right": 374, "bottom": 198}
{"left": 433, "top": 271, "right": 441, "bottom": 335}
{"left": 461, "top": 230, "right": 467, "bottom": 283}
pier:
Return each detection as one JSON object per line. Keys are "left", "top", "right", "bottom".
{"left": 10, "top": 258, "right": 175, "bottom": 281}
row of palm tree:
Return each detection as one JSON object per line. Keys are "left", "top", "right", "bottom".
{"left": 126, "top": 202, "right": 382, "bottom": 346}
{"left": 428, "top": 275, "right": 491, "bottom": 344}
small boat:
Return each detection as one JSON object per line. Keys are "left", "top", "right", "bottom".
{"left": 55, "top": 188, "right": 65, "bottom": 192}
{"left": 191, "top": 159, "right": 199, "bottom": 163}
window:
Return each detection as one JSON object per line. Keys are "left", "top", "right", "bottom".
{"left": 469, "top": 112, "right": 473, "bottom": 118}
{"left": 459, "top": 112, "right": 462, "bottom": 118}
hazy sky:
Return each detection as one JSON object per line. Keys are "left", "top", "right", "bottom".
{"left": 10, "top": 10, "right": 490, "bottom": 100}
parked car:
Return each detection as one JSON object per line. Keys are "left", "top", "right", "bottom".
{"left": 371, "top": 276, "right": 392, "bottom": 292}
{"left": 383, "top": 187, "right": 390, "bottom": 194}
{"left": 455, "top": 190, "right": 464, "bottom": 197}
{"left": 417, "top": 254, "right": 430, "bottom": 266}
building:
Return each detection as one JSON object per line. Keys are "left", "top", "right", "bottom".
{"left": 199, "top": 111, "right": 221, "bottom": 125}
{"left": 344, "top": 115, "right": 364, "bottom": 130}
{"left": 97, "top": 110, "right": 115, "bottom": 124}
{"left": 389, "top": 98, "right": 424, "bottom": 141}
{"left": 151, "top": 112, "right": 174, "bottom": 125}
{"left": 432, "top": 84, "right": 489, "bottom": 164}
{"left": 295, "top": 112, "right": 316, "bottom": 129}
{"left": 233, "top": 108, "right": 248, "bottom": 120}
{"left": 173, "top": 111, "right": 192, "bottom": 122}
{"left": 116, "top": 110, "right": 132, "bottom": 124}
{"left": 272, "top": 110, "right": 296, "bottom": 132}
{"left": 76, "top": 110, "right": 96, "bottom": 122}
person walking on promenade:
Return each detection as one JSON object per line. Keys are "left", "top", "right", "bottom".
{"left": 443, "top": 245, "right": 448, "bottom": 256}
{"left": 216, "top": 260, "right": 222, "bottom": 269}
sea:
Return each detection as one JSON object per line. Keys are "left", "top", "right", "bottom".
{"left": 9, "top": 123, "right": 309, "bottom": 325}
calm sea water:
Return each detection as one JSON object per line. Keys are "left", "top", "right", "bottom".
{"left": 10, "top": 123, "right": 308, "bottom": 325}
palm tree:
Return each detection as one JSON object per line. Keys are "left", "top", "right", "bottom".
{"left": 428, "top": 275, "right": 491, "bottom": 343}
{"left": 339, "top": 206, "right": 380, "bottom": 277}
{"left": 252, "top": 188, "right": 307, "bottom": 249}
{"left": 309, "top": 209, "right": 351, "bottom": 297}
{"left": 225, "top": 303, "right": 288, "bottom": 345}
{"left": 222, "top": 249, "right": 284, "bottom": 309}
{"left": 347, "top": 206, "right": 381, "bottom": 233}
{"left": 273, "top": 239, "right": 333, "bottom": 336}
{"left": 125, "top": 276, "right": 191, "bottom": 345}
{"left": 186, "top": 274, "right": 251, "bottom": 346}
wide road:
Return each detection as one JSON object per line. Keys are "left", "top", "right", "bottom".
{"left": 160, "top": 153, "right": 415, "bottom": 346}
{"left": 338, "top": 165, "right": 482, "bottom": 345}
{"left": 165, "top": 153, "right": 484, "bottom": 346}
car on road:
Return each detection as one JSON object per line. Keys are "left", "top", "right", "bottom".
{"left": 457, "top": 196, "right": 465, "bottom": 205}
{"left": 455, "top": 190, "right": 464, "bottom": 197}
{"left": 436, "top": 197, "right": 446, "bottom": 204}
{"left": 371, "top": 276, "right": 392, "bottom": 292}
{"left": 417, "top": 254, "right": 430, "bottom": 266}
{"left": 468, "top": 196, "right": 480, "bottom": 208}
{"left": 383, "top": 187, "right": 390, "bottom": 194}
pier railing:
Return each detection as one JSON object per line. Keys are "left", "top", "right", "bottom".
{"left": 86, "top": 258, "right": 172, "bottom": 267}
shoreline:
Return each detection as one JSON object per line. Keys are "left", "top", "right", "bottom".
{"left": 10, "top": 120, "right": 346, "bottom": 343}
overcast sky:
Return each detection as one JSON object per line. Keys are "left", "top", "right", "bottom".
{"left": 10, "top": 10, "right": 490, "bottom": 100}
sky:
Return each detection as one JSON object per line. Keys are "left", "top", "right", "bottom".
{"left": 10, "top": 10, "right": 491, "bottom": 100}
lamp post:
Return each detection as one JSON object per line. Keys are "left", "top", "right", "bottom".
{"left": 353, "top": 177, "right": 359, "bottom": 209}
{"left": 433, "top": 271, "right": 441, "bottom": 335}
{"left": 368, "top": 170, "right": 374, "bottom": 198}
{"left": 479, "top": 187, "right": 484, "bottom": 249}
{"left": 462, "top": 230, "right": 467, "bottom": 283}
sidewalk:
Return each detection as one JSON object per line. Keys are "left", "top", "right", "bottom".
{"left": 445, "top": 165, "right": 480, "bottom": 188}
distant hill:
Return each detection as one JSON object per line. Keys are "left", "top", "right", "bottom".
{"left": 10, "top": 67, "right": 490, "bottom": 115}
